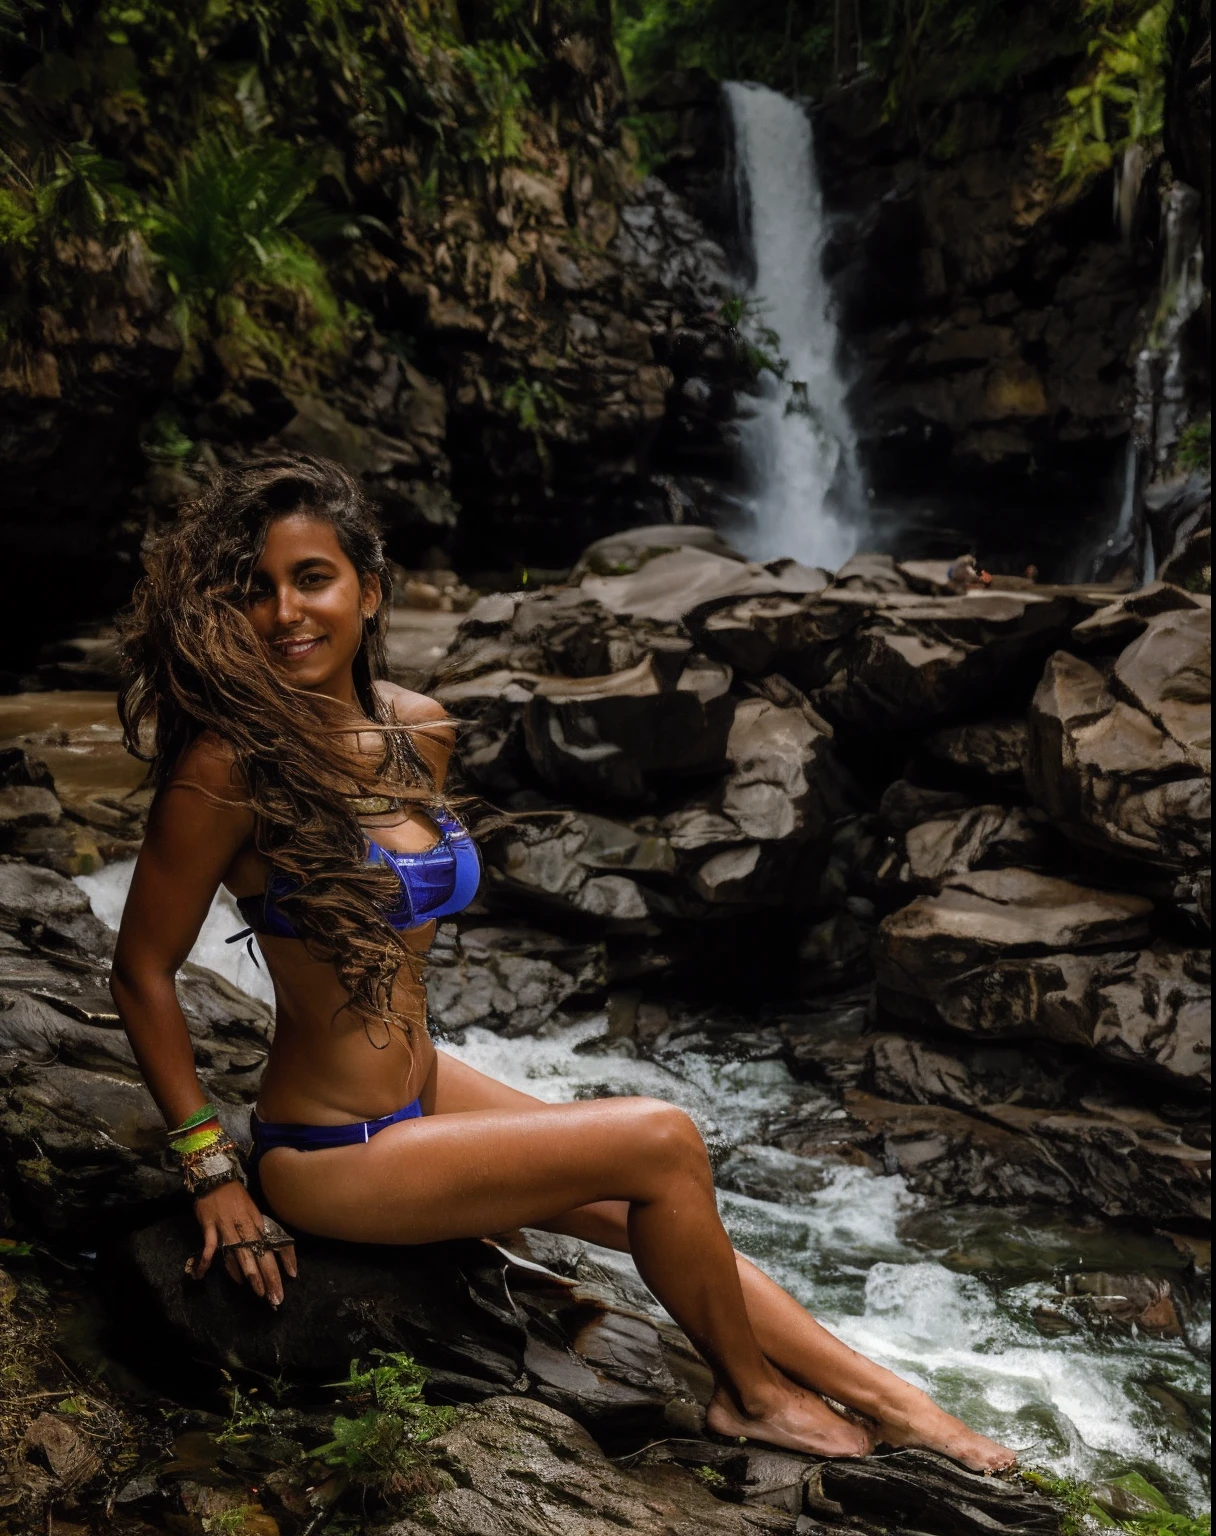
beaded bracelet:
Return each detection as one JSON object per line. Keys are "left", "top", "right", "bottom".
{"left": 167, "top": 1103, "right": 245, "bottom": 1197}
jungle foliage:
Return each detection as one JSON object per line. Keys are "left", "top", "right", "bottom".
{"left": 614, "top": 0, "right": 1176, "bottom": 189}
{"left": 0, "top": 0, "right": 566, "bottom": 370}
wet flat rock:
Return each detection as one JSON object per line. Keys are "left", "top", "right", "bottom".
{"left": 381, "top": 1399, "right": 1062, "bottom": 1536}
{"left": 381, "top": 1397, "right": 791, "bottom": 1536}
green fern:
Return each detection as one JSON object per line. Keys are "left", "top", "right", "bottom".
{"left": 1049, "top": 0, "right": 1171, "bottom": 183}
{"left": 455, "top": 41, "right": 533, "bottom": 166}
{"left": 142, "top": 130, "right": 342, "bottom": 362}
{"left": 311, "top": 1351, "right": 456, "bottom": 1500}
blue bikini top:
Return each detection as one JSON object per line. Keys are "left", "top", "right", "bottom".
{"left": 233, "top": 807, "right": 481, "bottom": 940}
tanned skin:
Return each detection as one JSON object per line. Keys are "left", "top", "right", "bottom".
{"left": 111, "top": 512, "right": 1016, "bottom": 1471}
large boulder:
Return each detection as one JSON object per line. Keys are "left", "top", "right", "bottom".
{"left": 1027, "top": 607, "right": 1211, "bottom": 871}
{"left": 101, "top": 1214, "right": 710, "bottom": 1441}
{"left": 381, "top": 1396, "right": 794, "bottom": 1536}
{"left": 523, "top": 654, "right": 735, "bottom": 801}
{"left": 871, "top": 869, "right": 1211, "bottom": 1088}
{"left": 427, "top": 923, "right": 606, "bottom": 1037}
{"left": 874, "top": 869, "right": 1154, "bottom": 997}
{"left": 482, "top": 812, "right": 676, "bottom": 927}
{"left": 896, "top": 805, "right": 1048, "bottom": 890}
{"left": 691, "top": 588, "right": 1077, "bottom": 729}
{"left": 384, "top": 1398, "right": 1061, "bottom": 1536}
{"left": 928, "top": 943, "right": 1211, "bottom": 1088}
{"left": 772, "top": 1088, "right": 1209, "bottom": 1224}
{"left": 578, "top": 546, "right": 827, "bottom": 624}
{"left": 661, "top": 687, "right": 850, "bottom": 908}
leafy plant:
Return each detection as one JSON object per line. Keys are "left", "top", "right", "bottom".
{"left": 142, "top": 129, "right": 343, "bottom": 367}
{"left": 455, "top": 40, "right": 533, "bottom": 166}
{"left": 0, "top": 140, "right": 135, "bottom": 254}
{"left": 1176, "top": 415, "right": 1211, "bottom": 474}
{"left": 502, "top": 372, "right": 559, "bottom": 432}
{"left": 1022, "top": 1469, "right": 1209, "bottom": 1536}
{"left": 215, "top": 1379, "right": 274, "bottom": 1445}
{"left": 311, "top": 1351, "right": 456, "bottom": 1501}
{"left": 1049, "top": 0, "right": 1171, "bottom": 183}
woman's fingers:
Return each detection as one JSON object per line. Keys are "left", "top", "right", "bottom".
{"left": 191, "top": 1217, "right": 218, "bottom": 1280}
{"left": 257, "top": 1248, "right": 283, "bottom": 1307}
{"left": 193, "top": 1197, "right": 298, "bottom": 1306}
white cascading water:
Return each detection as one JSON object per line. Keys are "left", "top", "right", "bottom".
{"left": 724, "top": 82, "right": 865, "bottom": 568}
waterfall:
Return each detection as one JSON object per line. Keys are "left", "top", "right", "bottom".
{"left": 724, "top": 82, "right": 865, "bottom": 569}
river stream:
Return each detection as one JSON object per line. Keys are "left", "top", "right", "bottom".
{"left": 73, "top": 860, "right": 1213, "bottom": 1513}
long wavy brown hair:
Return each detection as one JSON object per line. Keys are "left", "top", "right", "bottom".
{"left": 118, "top": 453, "right": 439, "bottom": 1039}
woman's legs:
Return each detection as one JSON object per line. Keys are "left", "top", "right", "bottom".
{"left": 258, "top": 1090, "right": 868, "bottom": 1458}
{"left": 425, "top": 1052, "right": 1014, "bottom": 1473}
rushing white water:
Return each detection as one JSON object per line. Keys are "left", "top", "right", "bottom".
{"left": 78, "top": 861, "right": 1209, "bottom": 1509}
{"left": 78, "top": 858, "right": 275, "bottom": 1007}
{"left": 724, "top": 81, "right": 865, "bottom": 569}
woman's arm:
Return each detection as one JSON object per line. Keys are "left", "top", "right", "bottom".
{"left": 110, "top": 739, "right": 295, "bottom": 1305}
{"left": 111, "top": 740, "right": 252, "bottom": 1122}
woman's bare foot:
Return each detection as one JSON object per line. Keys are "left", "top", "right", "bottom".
{"left": 706, "top": 1376, "right": 872, "bottom": 1459}
{"left": 871, "top": 1382, "right": 1015, "bottom": 1474}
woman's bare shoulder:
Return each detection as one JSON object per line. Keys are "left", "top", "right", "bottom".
{"left": 166, "top": 731, "right": 250, "bottom": 803}
{"left": 373, "top": 681, "right": 451, "bottom": 726}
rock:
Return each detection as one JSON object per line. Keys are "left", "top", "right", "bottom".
{"left": 772, "top": 1090, "right": 1209, "bottom": 1223}
{"left": 1027, "top": 610, "right": 1210, "bottom": 871}
{"left": 814, "top": 1450, "right": 1060, "bottom": 1535}
{"left": 689, "top": 586, "right": 1076, "bottom": 731}
{"left": 920, "top": 715, "right": 1030, "bottom": 785}
{"left": 483, "top": 812, "right": 675, "bottom": 927}
{"left": 1070, "top": 581, "right": 1207, "bottom": 649}
{"left": 878, "top": 779, "right": 979, "bottom": 833}
{"left": 427, "top": 924, "right": 606, "bottom": 1037}
{"left": 102, "top": 1214, "right": 710, "bottom": 1440}
{"left": 0, "top": 786, "right": 61, "bottom": 830}
{"left": 898, "top": 805, "right": 1048, "bottom": 888}
{"left": 661, "top": 691, "right": 848, "bottom": 908}
{"left": 380, "top": 1396, "right": 791, "bottom": 1536}
{"left": 867, "top": 1034, "right": 1074, "bottom": 1113}
{"left": 21, "top": 1413, "right": 102, "bottom": 1489}
{"left": 570, "top": 524, "right": 744, "bottom": 579}
{"left": 830, "top": 553, "right": 911, "bottom": 593}
{"left": 805, "top": 590, "right": 1077, "bottom": 732}
{"left": 926, "top": 943, "right": 1211, "bottom": 1088}
{"left": 1058, "top": 1272, "right": 1185, "bottom": 1338}
{"left": 523, "top": 654, "right": 735, "bottom": 802}
{"left": 875, "top": 869, "right": 1153, "bottom": 1000}
{"left": 0, "top": 861, "right": 114, "bottom": 958}
{"left": 0, "top": 748, "right": 54, "bottom": 791}
{"left": 579, "top": 546, "right": 824, "bottom": 624}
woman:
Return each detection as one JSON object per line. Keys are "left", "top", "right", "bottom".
{"left": 111, "top": 454, "right": 1014, "bottom": 1472}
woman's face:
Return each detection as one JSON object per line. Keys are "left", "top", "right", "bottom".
{"left": 245, "top": 513, "right": 381, "bottom": 701}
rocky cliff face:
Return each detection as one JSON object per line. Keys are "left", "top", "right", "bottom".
{"left": 0, "top": 1, "right": 745, "bottom": 671}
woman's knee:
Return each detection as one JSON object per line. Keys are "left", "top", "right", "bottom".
{"left": 625, "top": 1098, "right": 711, "bottom": 1178}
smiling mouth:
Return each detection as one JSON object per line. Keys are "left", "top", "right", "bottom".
{"left": 272, "top": 636, "right": 325, "bottom": 661}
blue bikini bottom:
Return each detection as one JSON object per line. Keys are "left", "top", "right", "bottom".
{"left": 249, "top": 1098, "right": 422, "bottom": 1166}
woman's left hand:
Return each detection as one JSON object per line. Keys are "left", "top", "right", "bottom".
{"left": 189, "top": 1179, "right": 298, "bottom": 1308}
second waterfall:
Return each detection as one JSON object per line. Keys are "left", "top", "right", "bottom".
{"left": 724, "top": 82, "right": 866, "bottom": 569}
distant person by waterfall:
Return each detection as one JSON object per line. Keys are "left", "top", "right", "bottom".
{"left": 725, "top": 81, "right": 866, "bottom": 570}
